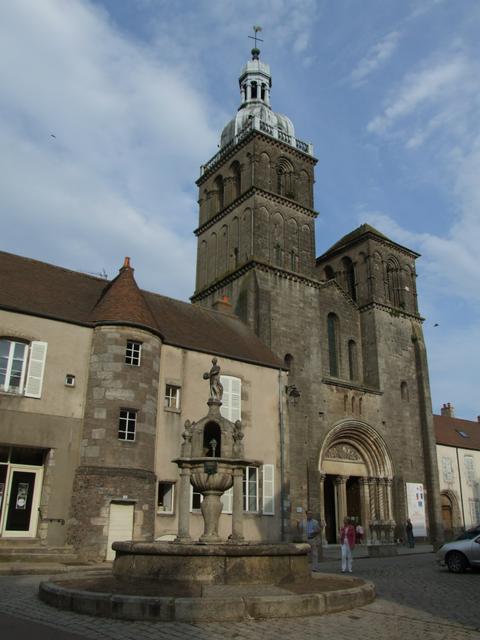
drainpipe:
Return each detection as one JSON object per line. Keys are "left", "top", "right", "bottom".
{"left": 278, "top": 369, "right": 286, "bottom": 541}
{"left": 456, "top": 447, "right": 466, "bottom": 530}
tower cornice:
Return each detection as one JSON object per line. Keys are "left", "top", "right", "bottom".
{"left": 191, "top": 259, "right": 339, "bottom": 303}
{"left": 194, "top": 186, "right": 318, "bottom": 236}
{"left": 197, "top": 126, "right": 317, "bottom": 186}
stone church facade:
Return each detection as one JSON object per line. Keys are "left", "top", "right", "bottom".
{"left": 0, "top": 48, "right": 444, "bottom": 558}
{"left": 191, "top": 48, "right": 443, "bottom": 545}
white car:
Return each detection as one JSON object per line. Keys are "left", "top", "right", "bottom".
{"left": 437, "top": 529, "right": 480, "bottom": 573}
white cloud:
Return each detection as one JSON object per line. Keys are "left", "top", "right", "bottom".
{"left": 367, "top": 55, "right": 470, "bottom": 135}
{"left": 0, "top": 0, "right": 218, "bottom": 298}
{"left": 351, "top": 31, "right": 401, "bottom": 86}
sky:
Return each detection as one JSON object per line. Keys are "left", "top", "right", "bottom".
{"left": 1, "top": 0, "right": 479, "bottom": 420}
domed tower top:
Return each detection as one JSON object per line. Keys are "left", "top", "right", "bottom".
{"left": 220, "top": 28, "right": 300, "bottom": 152}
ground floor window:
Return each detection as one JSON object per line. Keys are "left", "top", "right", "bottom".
{"left": 157, "top": 482, "right": 175, "bottom": 514}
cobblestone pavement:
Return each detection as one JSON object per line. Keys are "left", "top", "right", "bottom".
{"left": 0, "top": 553, "right": 479, "bottom": 640}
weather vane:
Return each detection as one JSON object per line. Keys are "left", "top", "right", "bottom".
{"left": 248, "top": 25, "right": 263, "bottom": 49}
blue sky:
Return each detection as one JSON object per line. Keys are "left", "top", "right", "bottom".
{"left": 1, "top": 0, "right": 479, "bottom": 419}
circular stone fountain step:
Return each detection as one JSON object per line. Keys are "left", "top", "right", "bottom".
{"left": 39, "top": 573, "right": 375, "bottom": 622}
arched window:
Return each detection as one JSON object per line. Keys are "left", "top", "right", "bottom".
{"left": 230, "top": 161, "right": 241, "bottom": 200}
{"left": 348, "top": 340, "right": 358, "bottom": 381}
{"left": 327, "top": 313, "right": 340, "bottom": 377}
{"left": 401, "top": 381, "right": 409, "bottom": 401}
{"left": 276, "top": 158, "right": 295, "bottom": 199}
{"left": 324, "top": 265, "right": 335, "bottom": 281}
{"left": 213, "top": 175, "right": 224, "bottom": 213}
{"left": 275, "top": 243, "right": 282, "bottom": 266}
{"left": 290, "top": 249, "right": 298, "bottom": 272}
{"left": 261, "top": 83, "right": 266, "bottom": 100}
{"left": 386, "top": 257, "right": 401, "bottom": 307}
{"left": 341, "top": 256, "right": 356, "bottom": 301}
{"left": 284, "top": 353, "right": 294, "bottom": 372}
{"left": 251, "top": 81, "right": 258, "bottom": 99}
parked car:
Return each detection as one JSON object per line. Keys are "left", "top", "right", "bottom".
{"left": 437, "top": 529, "right": 480, "bottom": 573}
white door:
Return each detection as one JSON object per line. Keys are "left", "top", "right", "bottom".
{"left": 106, "top": 502, "right": 134, "bottom": 561}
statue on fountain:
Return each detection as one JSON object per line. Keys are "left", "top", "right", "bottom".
{"left": 203, "top": 357, "right": 223, "bottom": 403}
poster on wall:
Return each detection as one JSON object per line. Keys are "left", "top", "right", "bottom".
{"left": 406, "top": 482, "right": 427, "bottom": 537}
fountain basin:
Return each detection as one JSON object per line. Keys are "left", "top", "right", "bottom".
{"left": 113, "top": 541, "right": 311, "bottom": 585}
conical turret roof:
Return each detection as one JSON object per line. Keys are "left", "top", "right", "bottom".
{"left": 90, "top": 257, "right": 158, "bottom": 331}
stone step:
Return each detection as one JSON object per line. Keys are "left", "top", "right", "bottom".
{"left": 0, "top": 543, "right": 77, "bottom": 563}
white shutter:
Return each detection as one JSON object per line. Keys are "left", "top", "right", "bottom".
{"left": 220, "top": 375, "right": 241, "bottom": 422}
{"left": 221, "top": 487, "right": 233, "bottom": 513}
{"left": 262, "top": 464, "right": 275, "bottom": 515}
{"left": 24, "top": 341, "right": 48, "bottom": 398}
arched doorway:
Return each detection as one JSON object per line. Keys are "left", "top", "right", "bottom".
{"left": 440, "top": 490, "right": 461, "bottom": 540}
{"left": 318, "top": 421, "right": 394, "bottom": 544}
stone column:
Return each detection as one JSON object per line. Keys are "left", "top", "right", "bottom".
{"left": 176, "top": 466, "right": 192, "bottom": 543}
{"left": 318, "top": 473, "right": 326, "bottom": 545}
{"left": 335, "top": 476, "right": 348, "bottom": 539}
{"left": 378, "top": 478, "right": 386, "bottom": 521}
{"left": 359, "top": 477, "right": 371, "bottom": 543}
{"left": 231, "top": 467, "right": 244, "bottom": 542}
{"left": 385, "top": 478, "right": 394, "bottom": 542}
{"left": 368, "top": 477, "right": 378, "bottom": 543}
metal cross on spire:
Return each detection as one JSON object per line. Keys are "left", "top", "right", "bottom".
{"left": 248, "top": 25, "right": 263, "bottom": 49}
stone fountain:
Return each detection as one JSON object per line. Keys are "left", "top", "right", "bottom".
{"left": 39, "top": 358, "right": 375, "bottom": 621}
{"left": 112, "top": 358, "right": 307, "bottom": 585}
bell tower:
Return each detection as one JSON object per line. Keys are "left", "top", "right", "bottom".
{"left": 192, "top": 45, "right": 318, "bottom": 344}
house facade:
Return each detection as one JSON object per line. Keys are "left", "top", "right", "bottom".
{"left": 435, "top": 403, "right": 480, "bottom": 538}
{"left": 0, "top": 252, "right": 286, "bottom": 559}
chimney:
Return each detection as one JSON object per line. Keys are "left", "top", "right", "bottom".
{"left": 212, "top": 295, "right": 234, "bottom": 315}
{"left": 440, "top": 403, "right": 455, "bottom": 417}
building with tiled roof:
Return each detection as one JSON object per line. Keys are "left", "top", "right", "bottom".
{"left": 0, "top": 250, "right": 285, "bottom": 558}
{"left": 0, "top": 46, "right": 446, "bottom": 557}
{"left": 435, "top": 403, "right": 480, "bottom": 537}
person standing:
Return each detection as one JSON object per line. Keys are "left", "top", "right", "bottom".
{"left": 298, "top": 509, "right": 322, "bottom": 571}
{"left": 406, "top": 518, "right": 415, "bottom": 548}
{"left": 340, "top": 517, "right": 356, "bottom": 573}
{"left": 355, "top": 523, "right": 364, "bottom": 544}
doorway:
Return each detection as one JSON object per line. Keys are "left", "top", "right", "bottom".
{"left": 346, "top": 477, "right": 361, "bottom": 524}
{"left": 106, "top": 502, "right": 134, "bottom": 561}
{"left": 324, "top": 476, "right": 336, "bottom": 543}
{"left": 0, "top": 466, "right": 43, "bottom": 537}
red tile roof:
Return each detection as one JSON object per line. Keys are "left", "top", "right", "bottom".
{"left": 0, "top": 251, "right": 283, "bottom": 370}
{"left": 434, "top": 414, "right": 480, "bottom": 451}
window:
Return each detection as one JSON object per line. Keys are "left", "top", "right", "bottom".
{"left": 157, "top": 482, "right": 175, "bottom": 513}
{"left": 220, "top": 376, "right": 241, "bottom": 421}
{"left": 400, "top": 381, "right": 409, "bottom": 401}
{"left": 118, "top": 409, "right": 137, "bottom": 441}
{"left": 464, "top": 456, "right": 475, "bottom": 483}
{"left": 0, "top": 339, "right": 47, "bottom": 398}
{"left": 165, "top": 384, "right": 181, "bottom": 410}
{"left": 327, "top": 314, "right": 339, "bottom": 377}
{"left": 469, "top": 499, "right": 480, "bottom": 524}
{"left": 341, "top": 257, "right": 356, "bottom": 301}
{"left": 262, "top": 464, "right": 275, "bottom": 515}
{"left": 244, "top": 466, "right": 258, "bottom": 512}
{"left": 65, "top": 374, "right": 76, "bottom": 387}
{"left": 125, "top": 341, "right": 141, "bottom": 366}
{"left": 348, "top": 340, "right": 357, "bottom": 381}
{"left": 221, "top": 486, "right": 233, "bottom": 513}
{"left": 442, "top": 457, "right": 454, "bottom": 482}
{"left": 191, "top": 485, "right": 203, "bottom": 511}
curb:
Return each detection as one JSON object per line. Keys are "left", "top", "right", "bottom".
{"left": 38, "top": 574, "right": 375, "bottom": 622}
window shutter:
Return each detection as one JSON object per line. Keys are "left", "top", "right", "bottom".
{"left": 221, "top": 487, "right": 233, "bottom": 513}
{"left": 24, "top": 341, "right": 48, "bottom": 398}
{"left": 262, "top": 464, "right": 275, "bottom": 515}
{"left": 220, "top": 375, "right": 241, "bottom": 422}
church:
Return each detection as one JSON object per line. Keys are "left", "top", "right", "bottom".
{"left": 0, "top": 46, "right": 443, "bottom": 559}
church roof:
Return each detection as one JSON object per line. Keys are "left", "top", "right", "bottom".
{"left": 434, "top": 413, "right": 480, "bottom": 452}
{"left": 0, "top": 251, "right": 283, "bottom": 370}
{"left": 317, "top": 223, "right": 419, "bottom": 260}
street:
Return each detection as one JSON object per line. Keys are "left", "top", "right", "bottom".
{"left": 0, "top": 553, "right": 478, "bottom": 639}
